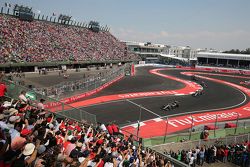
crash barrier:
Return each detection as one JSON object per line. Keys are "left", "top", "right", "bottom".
{"left": 142, "top": 120, "right": 250, "bottom": 147}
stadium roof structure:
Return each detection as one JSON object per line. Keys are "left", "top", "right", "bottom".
{"left": 123, "top": 41, "right": 166, "bottom": 48}
{"left": 160, "top": 53, "right": 188, "bottom": 61}
{"left": 197, "top": 52, "right": 250, "bottom": 61}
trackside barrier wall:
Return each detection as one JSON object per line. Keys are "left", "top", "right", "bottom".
{"left": 142, "top": 125, "right": 250, "bottom": 147}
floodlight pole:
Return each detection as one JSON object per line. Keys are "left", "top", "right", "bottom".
{"left": 234, "top": 112, "right": 240, "bottom": 135}
{"left": 214, "top": 114, "right": 218, "bottom": 137}
{"left": 189, "top": 115, "right": 194, "bottom": 140}
{"left": 163, "top": 117, "right": 169, "bottom": 143}
{"left": 136, "top": 105, "right": 142, "bottom": 141}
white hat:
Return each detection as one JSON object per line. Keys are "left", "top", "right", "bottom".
{"left": 48, "top": 124, "right": 54, "bottom": 129}
{"left": 3, "top": 101, "right": 12, "bottom": 108}
{"left": 9, "top": 116, "right": 20, "bottom": 122}
{"left": 67, "top": 135, "right": 74, "bottom": 141}
{"left": 23, "top": 143, "right": 35, "bottom": 156}
{"left": 9, "top": 108, "right": 18, "bottom": 116}
{"left": 78, "top": 157, "right": 85, "bottom": 163}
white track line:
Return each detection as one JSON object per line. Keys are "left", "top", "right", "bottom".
{"left": 126, "top": 99, "right": 161, "bottom": 117}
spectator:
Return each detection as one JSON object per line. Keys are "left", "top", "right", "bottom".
{"left": 37, "top": 98, "right": 45, "bottom": 111}
{"left": 18, "top": 91, "right": 28, "bottom": 104}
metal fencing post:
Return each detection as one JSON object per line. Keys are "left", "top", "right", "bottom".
{"left": 214, "top": 114, "right": 218, "bottom": 138}
{"left": 163, "top": 117, "right": 169, "bottom": 144}
{"left": 189, "top": 116, "right": 193, "bottom": 140}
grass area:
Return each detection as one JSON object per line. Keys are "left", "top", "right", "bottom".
{"left": 143, "top": 127, "right": 250, "bottom": 146}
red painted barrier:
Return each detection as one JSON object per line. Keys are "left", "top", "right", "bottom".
{"left": 45, "top": 75, "right": 124, "bottom": 109}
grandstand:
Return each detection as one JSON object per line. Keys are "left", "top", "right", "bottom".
{"left": 0, "top": 9, "right": 139, "bottom": 72}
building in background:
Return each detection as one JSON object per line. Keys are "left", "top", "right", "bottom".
{"left": 196, "top": 52, "right": 250, "bottom": 69}
{"left": 124, "top": 41, "right": 198, "bottom": 65}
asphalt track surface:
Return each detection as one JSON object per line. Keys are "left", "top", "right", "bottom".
{"left": 74, "top": 67, "right": 247, "bottom": 125}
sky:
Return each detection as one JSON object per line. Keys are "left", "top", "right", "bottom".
{"left": 2, "top": 0, "right": 250, "bottom": 51}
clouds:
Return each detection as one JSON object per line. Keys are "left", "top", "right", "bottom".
{"left": 111, "top": 28, "right": 250, "bottom": 50}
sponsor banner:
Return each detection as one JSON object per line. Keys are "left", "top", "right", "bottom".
{"left": 122, "top": 107, "right": 250, "bottom": 138}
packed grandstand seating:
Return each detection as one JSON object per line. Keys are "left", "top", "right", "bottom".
{"left": 0, "top": 93, "right": 175, "bottom": 167}
{"left": 0, "top": 14, "right": 138, "bottom": 64}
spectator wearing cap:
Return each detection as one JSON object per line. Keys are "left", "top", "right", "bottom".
{"left": 64, "top": 135, "right": 77, "bottom": 156}
{"left": 11, "top": 128, "right": 32, "bottom": 151}
{"left": 7, "top": 115, "right": 21, "bottom": 129}
{"left": 12, "top": 140, "right": 41, "bottom": 166}
{"left": 3, "top": 108, "right": 18, "bottom": 118}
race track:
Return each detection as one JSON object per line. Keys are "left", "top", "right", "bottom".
{"left": 54, "top": 66, "right": 250, "bottom": 138}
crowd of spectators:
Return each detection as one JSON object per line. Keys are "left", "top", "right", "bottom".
{"left": 0, "top": 14, "right": 138, "bottom": 64}
{"left": 165, "top": 142, "right": 250, "bottom": 167}
{"left": 0, "top": 89, "right": 175, "bottom": 167}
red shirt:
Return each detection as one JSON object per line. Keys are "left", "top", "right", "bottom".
{"left": 224, "top": 149, "right": 229, "bottom": 156}
{"left": 107, "top": 125, "right": 113, "bottom": 135}
{"left": 0, "top": 83, "right": 6, "bottom": 97}
{"left": 97, "top": 160, "right": 104, "bottom": 167}
{"left": 112, "top": 124, "right": 119, "bottom": 132}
